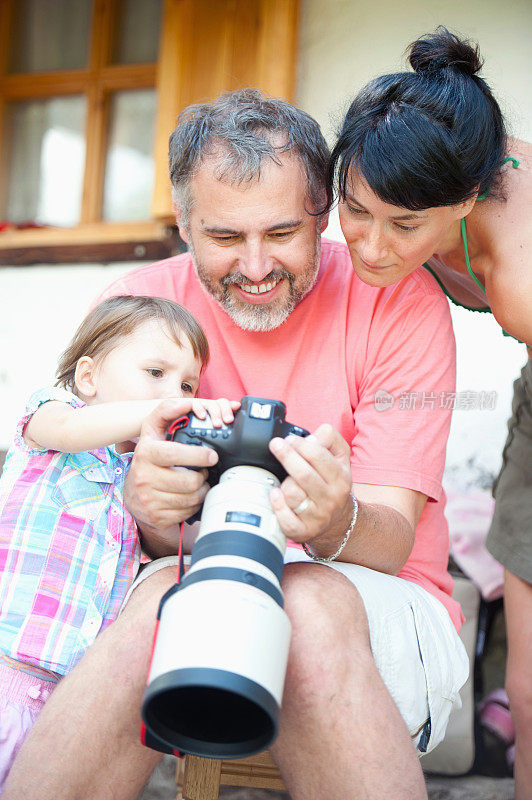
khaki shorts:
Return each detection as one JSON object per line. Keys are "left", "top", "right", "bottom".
{"left": 487, "top": 356, "right": 532, "bottom": 583}
{"left": 126, "top": 548, "right": 468, "bottom": 756}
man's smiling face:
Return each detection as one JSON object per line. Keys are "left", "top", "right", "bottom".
{"left": 176, "top": 151, "right": 327, "bottom": 331}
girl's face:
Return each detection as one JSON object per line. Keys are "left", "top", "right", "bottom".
{"left": 88, "top": 319, "right": 202, "bottom": 404}
{"left": 338, "top": 170, "right": 472, "bottom": 288}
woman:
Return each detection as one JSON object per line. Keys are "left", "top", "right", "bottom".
{"left": 328, "top": 27, "right": 531, "bottom": 798}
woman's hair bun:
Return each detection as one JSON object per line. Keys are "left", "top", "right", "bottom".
{"left": 408, "top": 26, "right": 483, "bottom": 77}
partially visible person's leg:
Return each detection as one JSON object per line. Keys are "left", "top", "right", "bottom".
{"left": 3, "top": 565, "right": 177, "bottom": 800}
{"left": 504, "top": 570, "right": 532, "bottom": 800}
{"left": 486, "top": 357, "right": 532, "bottom": 799}
{"left": 487, "top": 355, "right": 532, "bottom": 581}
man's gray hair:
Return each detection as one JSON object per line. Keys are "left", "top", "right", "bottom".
{"left": 169, "top": 88, "right": 330, "bottom": 224}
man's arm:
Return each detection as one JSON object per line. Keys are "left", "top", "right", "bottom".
{"left": 269, "top": 424, "right": 425, "bottom": 574}
{"left": 346, "top": 483, "right": 426, "bottom": 573}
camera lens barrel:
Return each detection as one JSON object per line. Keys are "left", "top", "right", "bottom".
{"left": 142, "top": 466, "right": 291, "bottom": 759}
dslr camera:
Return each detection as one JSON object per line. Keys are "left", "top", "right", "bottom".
{"left": 142, "top": 397, "right": 309, "bottom": 759}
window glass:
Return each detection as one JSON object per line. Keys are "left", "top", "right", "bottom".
{"left": 102, "top": 89, "right": 157, "bottom": 221}
{"left": 112, "top": 0, "right": 162, "bottom": 64}
{"left": 3, "top": 97, "right": 87, "bottom": 226}
{"left": 9, "top": 0, "right": 91, "bottom": 73}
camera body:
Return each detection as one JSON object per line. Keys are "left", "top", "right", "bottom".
{"left": 167, "top": 395, "right": 309, "bottom": 485}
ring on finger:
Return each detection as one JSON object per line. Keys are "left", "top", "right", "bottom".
{"left": 294, "top": 497, "right": 311, "bottom": 515}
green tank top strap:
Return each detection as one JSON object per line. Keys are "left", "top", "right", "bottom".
{"left": 460, "top": 217, "right": 486, "bottom": 295}
{"left": 462, "top": 157, "right": 521, "bottom": 290}
{"left": 476, "top": 156, "right": 520, "bottom": 201}
{"left": 421, "top": 260, "right": 491, "bottom": 313}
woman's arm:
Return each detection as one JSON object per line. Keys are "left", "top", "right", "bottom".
{"left": 489, "top": 267, "right": 532, "bottom": 346}
{"left": 485, "top": 141, "right": 532, "bottom": 345}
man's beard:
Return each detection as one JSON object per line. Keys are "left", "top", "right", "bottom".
{"left": 190, "top": 232, "right": 321, "bottom": 332}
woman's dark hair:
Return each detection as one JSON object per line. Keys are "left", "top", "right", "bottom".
{"left": 327, "top": 27, "right": 507, "bottom": 210}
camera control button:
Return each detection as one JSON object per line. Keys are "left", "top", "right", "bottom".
{"left": 250, "top": 401, "right": 273, "bottom": 420}
{"left": 222, "top": 431, "right": 230, "bottom": 439}
{"left": 211, "top": 431, "right": 218, "bottom": 438}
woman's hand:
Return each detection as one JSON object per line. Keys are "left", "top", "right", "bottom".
{"left": 267, "top": 423, "right": 353, "bottom": 547}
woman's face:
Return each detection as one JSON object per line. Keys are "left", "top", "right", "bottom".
{"left": 338, "top": 170, "right": 469, "bottom": 287}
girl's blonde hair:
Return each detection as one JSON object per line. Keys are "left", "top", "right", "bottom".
{"left": 56, "top": 295, "right": 209, "bottom": 392}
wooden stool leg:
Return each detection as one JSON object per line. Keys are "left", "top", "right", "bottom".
{"left": 175, "top": 757, "right": 186, "bottom": 800}
{"left": 181, "top": 755, "right": 222, "bottom": 800}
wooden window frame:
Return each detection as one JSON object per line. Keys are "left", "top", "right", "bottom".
{"left": 0, "top": 0, "right": 299, "bottom": 264}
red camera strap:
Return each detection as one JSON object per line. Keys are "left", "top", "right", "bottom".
{"left": 167, "top": 415, "right": 189, "bottom": 437}
{"left": 177, "top": 521, "right": 185, "bottom": 583}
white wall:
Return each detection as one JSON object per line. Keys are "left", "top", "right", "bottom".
{"left": 296, "top": 0, "right": 531, "bottom": 487}
{"left": 296, "top": 0, "right": 532, "bottom": 143}
{"left": 0, "top": 263, "right": 137, "bottom": 448}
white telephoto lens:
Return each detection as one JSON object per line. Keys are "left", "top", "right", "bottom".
{"left": 143, "top": 467, "right": 292, "bottom": 758}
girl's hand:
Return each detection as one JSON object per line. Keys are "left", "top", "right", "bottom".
{"left": 150, "top": 397, "right": 240, "bottom": 431}
{"left": 189, "top": 397, "right": 241, "bottom": 427}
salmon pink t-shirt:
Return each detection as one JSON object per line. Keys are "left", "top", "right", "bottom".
{"left": 100, "top": 239, "right": 462, "bottom": 630}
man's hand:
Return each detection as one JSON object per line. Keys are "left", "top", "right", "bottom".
{"left": 268, "top": 422, "right": 425, "bottom": 573}
{"left": 124, "top": 398, "right": 238, "bottom": 556}
{"left": 268, "top": 423, "right": 353, "bottom": 547}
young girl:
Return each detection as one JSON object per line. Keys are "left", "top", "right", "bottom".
{"left": 0, "top": 295, "right": 238, "bottom": 785}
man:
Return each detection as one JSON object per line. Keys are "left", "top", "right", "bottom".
{"left": 4, "top": 89, "right": 467, "bottom": 800}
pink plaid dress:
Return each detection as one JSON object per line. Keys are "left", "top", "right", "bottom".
{"left": 0, "top": 386, "right": 140, "bottom": 675}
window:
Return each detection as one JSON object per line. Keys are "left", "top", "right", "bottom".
{"left": 0, "top": 0, "right": 299, "bottom": 263}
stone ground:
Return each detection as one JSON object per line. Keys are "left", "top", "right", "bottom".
{"left": 140, "top": 755, "right": 515, "bottom": 800}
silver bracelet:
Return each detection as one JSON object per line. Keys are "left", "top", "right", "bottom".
{"left": 302, "top": 492, "right": 358, "bottom": 563}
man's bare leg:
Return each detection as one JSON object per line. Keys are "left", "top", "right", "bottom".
{"left": 3, "top": 566, "right": 177, "bottom": 800}
{"left": 271, "top": 563, "right": 428, "bottom": 800}
{"left": 6, "top": 561, "right": 428, "bottom": 800}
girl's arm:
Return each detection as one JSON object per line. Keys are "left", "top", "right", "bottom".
{"left": 24, "top": 397, "right": 240, "bottom": 453}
